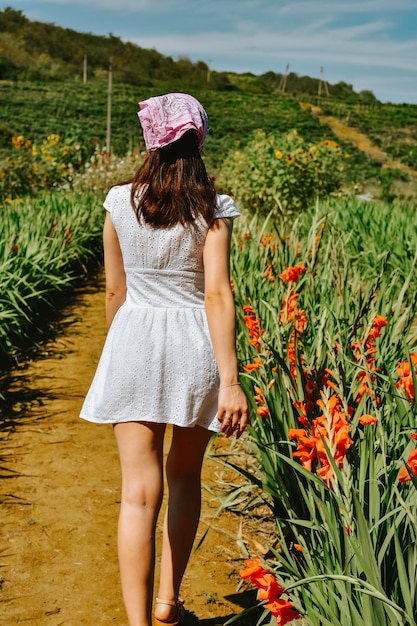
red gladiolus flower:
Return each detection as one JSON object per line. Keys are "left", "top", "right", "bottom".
{"left": 289, "top": 393, "right": 353, "bottom": 485}
{"left": 351, "top": 314, "right": 387, "bottom": 404}
{"left": 264, "top": 264, "right": 276, "bottom": 282}
{"left": 240, "top": 558, "right": 284, "bottom": 596}
{"left": 243, "top": 357, "right": 261, "bottom": 372}
{"left": 358, "top": 414, "right": 378, "bottom": 425}
{"left": 396, "top": 354, "right": 417, "bottom": 401}
{"left": 243, "top": 304, "right": 264, "bottom": 352}
{"left": 265, "top": 598, "right": 301, "bottom": 625}
{"left": 279, "top": 263, "right": 307, "bottom": 283}
{"left": 398, "top": 449, "right": 417, "bottom": 483}
{"left": 257, "top": 406, "right": 269, "bottom": 418}
{"left": 239, "top": 558, "right": 299, "bottom": 626}
{"left": 239, "top": 557, "right": 267, "bottom": 580}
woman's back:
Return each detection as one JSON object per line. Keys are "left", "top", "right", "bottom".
{"left": 105, "top": 183, "right": 238, "bottom": 309}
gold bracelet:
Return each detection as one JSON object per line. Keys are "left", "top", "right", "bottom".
{"left": 219, "top": 383, "right": 241, "bottom": 391}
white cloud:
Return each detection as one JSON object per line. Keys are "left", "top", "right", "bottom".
{"left": 131, "top": 21, "right": 417, "bottom": 75}
{"left": 277, "top": 0, "right": 417, "bottom": 15}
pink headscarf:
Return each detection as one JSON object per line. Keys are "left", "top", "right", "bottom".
{"left": 137, "top": 92, "right": 209, "bottom": 152}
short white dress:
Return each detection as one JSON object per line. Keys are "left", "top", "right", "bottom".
{"left": 80, "top": 184, "right": 239, "bottom": 432}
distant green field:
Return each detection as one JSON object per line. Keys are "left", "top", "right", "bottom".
{"left": 317, "top": 97, "right": 417, "bottom": 170}
{"left": 1, "top": 81, "right": 374, "bottom": 178}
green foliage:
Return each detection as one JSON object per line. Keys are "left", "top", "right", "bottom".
{"left": 0, "top": 133, "right": 84, "bottom": 199}
{"left": 218, "top": 129, "right": 350, "bottom": 215}
{"left": 319, "top": 98, "right": 417, "bottom": 172}
{"left": 0, "top": 7, "right": 233, "bottom": 89}
{"left": 0, "top": 82, "right": 368, "bottom": 173}
{"left": 0, "top": 191, "right": 103, "bottom": 366}
{"left": 222, "top": 199, "right": 417, "bottom": 625}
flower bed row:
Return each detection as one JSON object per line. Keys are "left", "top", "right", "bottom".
{"left": 226, "top": 198, "right": 417, "bottom": 625}
{"left": 0, "top": 191, "right": 104, "bottom": 367}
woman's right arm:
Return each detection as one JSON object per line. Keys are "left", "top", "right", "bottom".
{"left": 103, "top": 213, "right": 127, "bottom": 328}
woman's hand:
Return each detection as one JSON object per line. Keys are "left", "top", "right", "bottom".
{"left": 217, "top": 384, "right": 249, "bottom": 439}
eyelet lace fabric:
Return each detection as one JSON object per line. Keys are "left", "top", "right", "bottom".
{"left": 80, "top": 184, "right": 239, "bottom": 431}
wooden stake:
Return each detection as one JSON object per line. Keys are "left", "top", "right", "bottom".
{"left": 106, "top": 57, "right": 113, "bottom": 153}
{"left": 278, "top": 63, "right": 289, "bottom": 93}
{"left": 318, "top": 66, "right": 330, "bottom": 97}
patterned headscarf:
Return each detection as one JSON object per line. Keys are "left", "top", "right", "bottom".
{"left": 137, "top": 92, "right": 209, "bottom": 152}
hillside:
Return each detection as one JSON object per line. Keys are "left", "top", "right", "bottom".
{"left": 1, "top": 8, "right": 417, "bottom": 203}
{"left": 0, "top": 6, "right": 370, "bottom": 101}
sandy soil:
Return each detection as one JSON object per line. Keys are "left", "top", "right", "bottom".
{"left": 0, "top": 278, "right": 259, "bottom": 626}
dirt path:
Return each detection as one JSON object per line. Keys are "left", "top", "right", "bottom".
{"left": 300, "top": 102, "right": 417, "bottom": 177}
{"left": 0, "top": 278, "right": 256, "bottom": 625}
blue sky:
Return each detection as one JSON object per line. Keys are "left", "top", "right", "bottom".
{"left": 2, "top": 0, "right": 417, "bottom": 104}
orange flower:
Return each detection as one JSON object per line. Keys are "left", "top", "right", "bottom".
{"left": 293, "top": 543, "right": 303, "bottom": 552}
{"left": 243, "top": 304, "right": 264, "bottom": 352}
{"left": 239, "top": 557, "right": 267, "bottom": 580}
{"left": 239, "top": 558, "right": 299, "bottom": 625}
{"left": 264, "top": 598, "right": 300, "bottom": 624}
{"left": 351, "top": 315, "right": 387, "bottom": 404}
{"left": 239, "top": 232, "right": 251, "bottom": 249}
{"left": 290, "top": 393, "right": 353, "bottom": 485}
{"left": 396, "top": 375, "right": 415, "bottom": 401}
{"left": 397, "top": 353, "right": 417, "bottom": 377}
{"left": 257, "top": 406, "right": 270, "bottom": 418}
{"left": 264, "top": 264, "right": 276, "bottom": 282}
{"left": 244, "top": 357, "right": 261, "bottom": 372}
{"left": 257, "top": 574, "right": 285, "bottom": 601}
{"left": 292, "top": 400, "right": 307, "bottom": 417}
{"left": 240, "top": 558, "right": 284, "bottom": 597}
{"left": 280, "top": 292, "right": 299, "bottom": 325}
{"left": 288, "top": 428, "right": 307, "bottom": 439}
{"left": 396, "top": 354, "right": 417, "bottom": 401}
{"left": 279, "top": 264, "right": 307, "bottom": 284}
{"left": 260, "top": 233, "right": 276, "bottom": 248}
{"left": 358, "top": 414, "right": 378, "bottom": 425}
{"left": 398, "top": 449, "right": 417, "bottom": 483}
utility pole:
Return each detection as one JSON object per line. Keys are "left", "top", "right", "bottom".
{"left": 318, "top": 66, "right": 330, "bottom": 97}
{"left": 278, "top": 63, "right": 289, "bottom": 93}
{"left": 83, "top": 52, "right": 87, "bottom": 84}
{"left": 207, "top": 58, "right": 211, "bottom": 84}
{"left": 106, "top": 57, "right": 113, "bottom": 153}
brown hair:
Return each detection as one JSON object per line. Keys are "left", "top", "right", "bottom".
{"left": 129, "top": 130, "right": 216, "bottom": 228}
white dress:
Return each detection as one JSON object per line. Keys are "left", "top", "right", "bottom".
{"left": 80, "top": 184, "right": 239, "bottom": 432}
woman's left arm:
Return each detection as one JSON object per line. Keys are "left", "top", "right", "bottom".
{"left": 203, "top": 218, "right": 249, "bottom": 438}
{"left": 103, "top": 213, "right": 127, "bottom": 328}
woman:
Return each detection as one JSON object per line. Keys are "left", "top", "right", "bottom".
{"left": 80, "top": 92, "right": 249, "bottom": 626}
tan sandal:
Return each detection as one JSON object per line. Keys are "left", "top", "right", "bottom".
{"left": 154, "top": 598, "right": 186, "bottom": 626}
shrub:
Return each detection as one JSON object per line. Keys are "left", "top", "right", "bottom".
{"left": 218, "top": 129, "right": 351, "bottom": 216}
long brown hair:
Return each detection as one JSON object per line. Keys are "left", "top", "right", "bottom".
{"left": 129, "top": 130, "right": 216, "bottom": 228}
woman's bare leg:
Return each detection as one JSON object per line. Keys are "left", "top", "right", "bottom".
{"left": 155, "top": 425, "right": 213, "bottom": 622}
{"left": 114, "top": 421, "right": 166, "bottom": 626}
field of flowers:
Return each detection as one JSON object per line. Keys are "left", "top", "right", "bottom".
{"left": 226, "top": 198, "right": 417, "bottom": 625}
{"left": 1, "top": 105, "right": 417, "bottom": 624}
